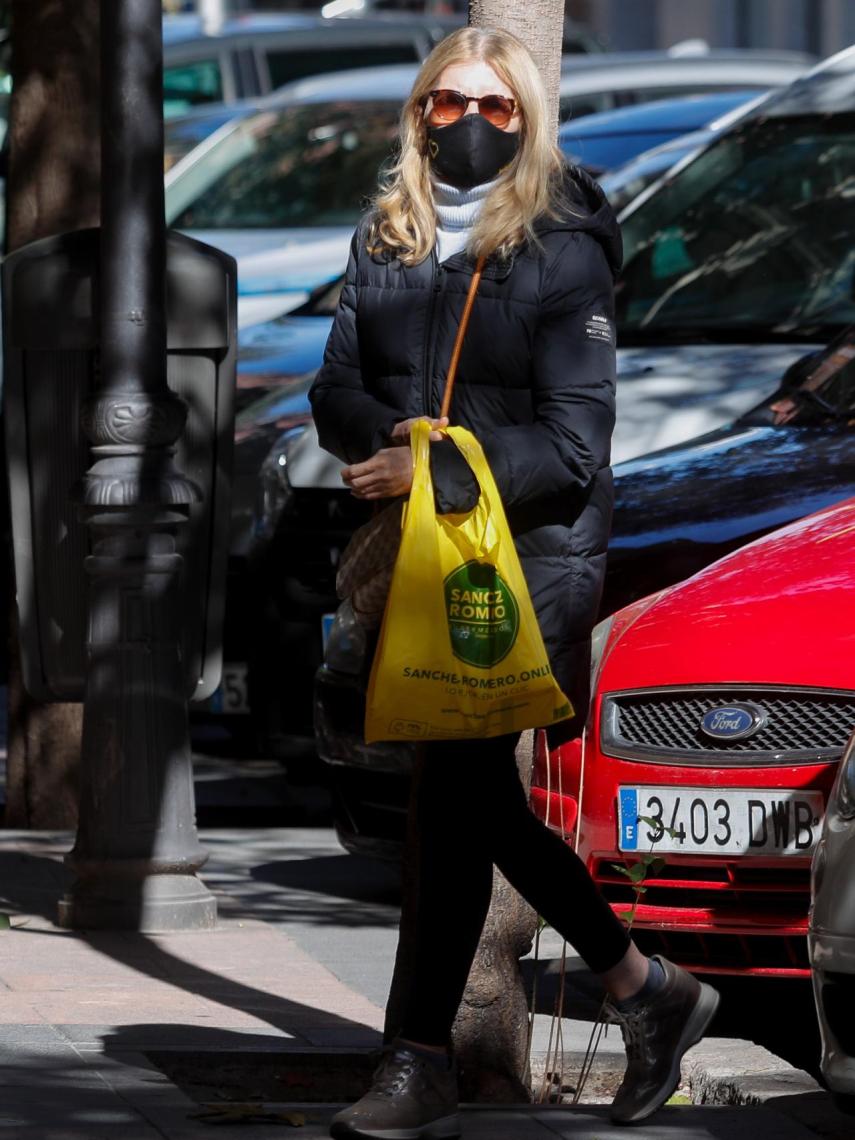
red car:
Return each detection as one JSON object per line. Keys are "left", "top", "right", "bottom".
{"left": 532, "top": 498, "right": 855, "bottom": 977}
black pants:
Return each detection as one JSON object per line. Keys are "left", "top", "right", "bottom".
{"left": 398, "top": 733, "right": 631, "bottom": 1047}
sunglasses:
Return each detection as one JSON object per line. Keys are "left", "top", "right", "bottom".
{"left": 425, "top": 89, "right": 517, "bottom": 130}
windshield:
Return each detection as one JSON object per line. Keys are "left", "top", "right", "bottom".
{"left": 617, "top": 115, "right": 855, "bottom": 342}
{"left": 166, "top": 101, "right": 399, "bottom": 229}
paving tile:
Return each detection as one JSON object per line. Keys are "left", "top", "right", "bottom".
{"left": 528, "top": 1103, "right": 818, "bottom": 1138}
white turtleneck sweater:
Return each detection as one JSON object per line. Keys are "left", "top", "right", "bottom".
{"left": 432, "top": 177, "right": 497, "bottom": 263}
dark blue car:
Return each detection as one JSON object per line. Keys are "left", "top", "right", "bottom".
{"left": 558, "top": 90, "right": 759, "bottom": 175}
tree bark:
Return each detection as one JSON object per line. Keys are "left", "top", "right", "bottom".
{"left": 468, "top": 0, "right": 565, "bottom": 139}
{"left": 451, "top": 732, "right": 538, "bottom": 1102}
{"left": 4, "top": 0, "right": 100, "bottom": 828}
{"left": 456, "top": 1, "right": 565, "bottom": 1098}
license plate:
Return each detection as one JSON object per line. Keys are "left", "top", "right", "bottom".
{"left": 206, "top": 663, "right": 249, "bottom": 715}
{"left": 321, "top": 613, "right": 336, "bottom": 652}
{"left": 618, "top": 786, "right": 824, "bottom": 856}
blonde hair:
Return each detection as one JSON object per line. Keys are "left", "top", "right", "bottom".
{"left": 369, "top": 27, "right": 569, "bottom": 266}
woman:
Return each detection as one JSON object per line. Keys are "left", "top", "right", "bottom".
{"left": 310, "top": 27, "right": 718, "bottom": 1139}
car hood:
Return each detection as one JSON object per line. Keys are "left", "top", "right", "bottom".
{"left": 236, "top": 315, "right": 333, "bottom": 405}
{"left": 611, "top": 423, "right": 855, "bottom": 549}
{"left": 273, "top": 341, "right": 817, "bottom": 487}
{"left": 229, "top": 288, "right": 817, "bottom": 479}
{"left": 184, "top": 227, "right": 352, "bottom": 327}
{"left": 612, "top": 343, "right": 812, "bottom": 462}
{"left": 599, "top": 498, "right": 855, "bottom": 692}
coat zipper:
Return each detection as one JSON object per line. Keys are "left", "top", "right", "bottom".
{"left": 422, "top": 250, "right": 444, "bottom": 416}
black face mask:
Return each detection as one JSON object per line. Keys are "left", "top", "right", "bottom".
{"left": 426, "top": 113, "right": 520, "bottom": 190}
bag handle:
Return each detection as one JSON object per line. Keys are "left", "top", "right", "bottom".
{"left": 439, "top": 254, "right": 487, "bottom": 422}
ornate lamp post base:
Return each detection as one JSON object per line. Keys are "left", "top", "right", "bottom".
{"left": 59, "top": 870, "right": 216, "bottom": 932}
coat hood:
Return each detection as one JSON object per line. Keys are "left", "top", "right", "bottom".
{"left": 536, "top": 164, "right": 623, "bottom": 279}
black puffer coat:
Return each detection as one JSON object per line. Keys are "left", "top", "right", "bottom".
{"left": 310, "top": 168, "right": 621, "bottom": 725}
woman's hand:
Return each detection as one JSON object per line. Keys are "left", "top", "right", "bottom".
{"left": 342, "top": 448, "right": 414, "bottom": 499}
{"left": 389, "top": 416, "right": 448, "bottom": 445}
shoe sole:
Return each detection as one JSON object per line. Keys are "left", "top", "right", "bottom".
{"left": 329, "top": 1112, "right": 462, "bottom": 1140}
{"left": 611, "top": 982, "right": 720, "bottom": 1126}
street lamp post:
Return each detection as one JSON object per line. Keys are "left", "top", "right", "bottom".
{"left": 58, "top": 0, "right": 217, "bottom": 930}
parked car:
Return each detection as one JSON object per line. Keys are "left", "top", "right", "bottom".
{"left": 556, "top": 48, "right": 808, "bottom": 119}
{"left": 315, "top": 326, "right": 855, "bottom": 854}
{"left": 810, "top": 729, "right": 855, "bottom": 1113}
{"left": 162, "top": 11, "right": 455, "bottom": 116}
{"left": 558, "top": 90, "right": 760, "bottom": 177}
{"left": 531, "top": 496, "right": 855, "bottom": 977}
{"left": 163, "top": 11, "right": 603, "bottom": 119}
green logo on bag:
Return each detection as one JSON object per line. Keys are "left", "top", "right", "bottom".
{"left": 444, "top": 560, "right": 520, "bottom": 669}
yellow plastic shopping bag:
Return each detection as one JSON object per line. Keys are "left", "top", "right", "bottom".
{"left": 365, "top": 420, "right": 573, "bottom": 743}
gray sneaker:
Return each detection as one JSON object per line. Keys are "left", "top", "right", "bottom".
{"left": 329, "top": 1044, "right": 461, "bottom": 1140}
{"left": 608, "top": 956, "right": 720, "bottom": 1125}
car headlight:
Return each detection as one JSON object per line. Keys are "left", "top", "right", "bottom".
{"left": 590, "top": 615, "right": 616, "bottom": 690}
{"left": 255, "top": 426, "right": 307, "bottom": 540}
{"left": 324, "top": 598, "right": 367, "bottom": 676}
{"left": 832, "top": 729, "right": 855, "bottom": 820}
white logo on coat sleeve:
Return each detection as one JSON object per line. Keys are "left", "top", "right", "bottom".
{"left": 584, "top": 313, "right": 614, "bottom": 345}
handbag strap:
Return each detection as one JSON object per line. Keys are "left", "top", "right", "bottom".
{"left": 439, "top": 254, "right": 487, "bottom": 421}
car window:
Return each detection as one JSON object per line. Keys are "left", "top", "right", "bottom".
{"left": 266, "top": 45, "right": 420, "bottom": 91}
{"left": 164, "top": 59, "right": 224, "bottom": 118}
{"left": 164, "top": 107, "right": 244, "bottom": 171}
{"left": 166, "top": 101, "right": 399, "bottom": 229}
{"left": 618, "top": 116, "right": 855, "bottom": 342}
{"left": 560, "top": 91, "right": 616, "bottom": 121}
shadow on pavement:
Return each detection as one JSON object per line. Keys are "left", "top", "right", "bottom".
{"left": 251, "top": 854, "right": 401, "bottom": 909}
{"left": 0, "top": 849, "right": 383, "bottom": 1046}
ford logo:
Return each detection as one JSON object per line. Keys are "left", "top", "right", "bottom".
{"left": 700, "top": 703, "right": 767, "bottom": 741}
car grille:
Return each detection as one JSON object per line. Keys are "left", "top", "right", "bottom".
{"left": 601, "top": 687, "right": 855, "bottom": 765}
{"left": 593, "top": 857, "right": 811, "bottom": 975}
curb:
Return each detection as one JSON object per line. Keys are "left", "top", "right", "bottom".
{"left": 684, "top": 1036, "right": 821, "bottom": 1104}
{"left": 684, "top": 1037, "right": 855, "bottom": 1140}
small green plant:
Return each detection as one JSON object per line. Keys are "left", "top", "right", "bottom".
{"left": 609, "top": 815, "right": 672, "bottom": 927}
{"left": 571, "top": 816, "right": 676, "bottom": 1105}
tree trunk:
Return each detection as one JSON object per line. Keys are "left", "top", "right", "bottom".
{"left": 469, "top": 0, "right": 565, "bottom": 139}
{"left": 451, "top": 732, "right": 538, "bottom": 1102}
{"left": 456, "top": 1, "right": 566, "bottom": 1099}
{"left": 4, "top": 0, "right": 101, "bottom": 828}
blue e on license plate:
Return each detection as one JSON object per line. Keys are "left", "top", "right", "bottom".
{"left": 618, "top": 786, "right": 824, "bottom": 856}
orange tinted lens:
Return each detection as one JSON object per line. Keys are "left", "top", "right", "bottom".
{"left": 430, "top": 90, "right": 467, "bottom": 122}
{"left": 479, "top": 95, "right": 514, "bottom": 127}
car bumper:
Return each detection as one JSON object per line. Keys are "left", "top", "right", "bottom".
{"left": 533, "top": 739, "right": 836, "bottom": 976}
{"left": 810, "top": 931, "right": 855, "bottom": 1095}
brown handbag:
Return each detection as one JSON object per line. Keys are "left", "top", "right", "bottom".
{"left": 336, "top": 255, "right": 487, "bottom": 628}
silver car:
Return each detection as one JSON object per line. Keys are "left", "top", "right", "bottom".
{"left": 810, "top": 728, "right": 855, "bottom": 1115}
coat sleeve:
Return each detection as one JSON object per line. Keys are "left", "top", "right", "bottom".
{"left": 480, "top": 232, "right": 617, "bottom": 511}
{"left": 309, "top": 228, "right": 402, "bottom": 465}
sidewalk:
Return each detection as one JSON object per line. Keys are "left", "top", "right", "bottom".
{"left": 0, "top": 829, "right": 841, "bottom": 1139}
